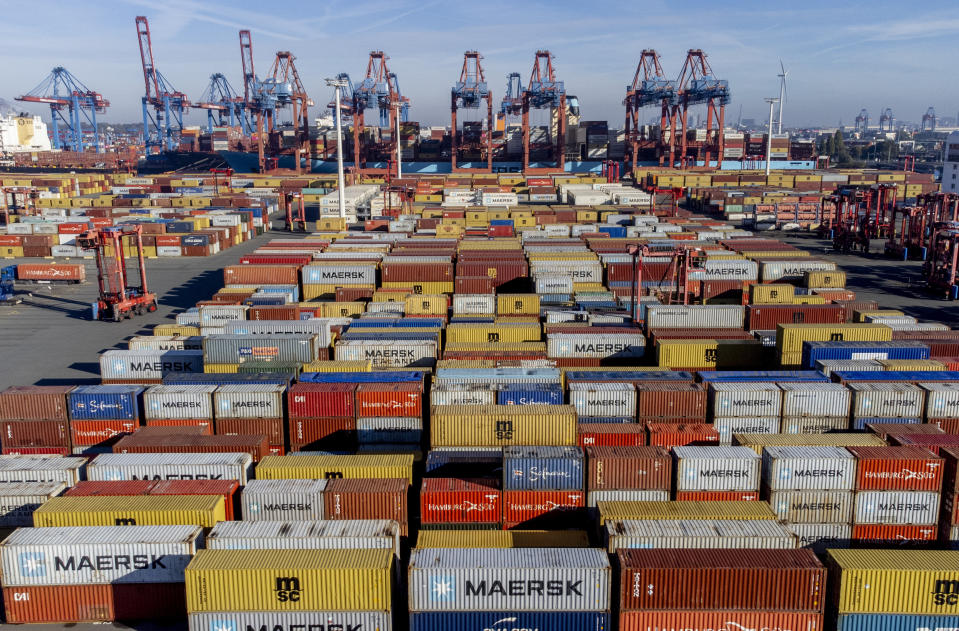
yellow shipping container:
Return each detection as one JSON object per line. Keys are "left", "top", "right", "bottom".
{"left": 740, "top": 250, "right": 810, "bottom": 258}
{"left": 792, "top": 296, "right": 827, "bottom": 305}
{"left": 431, "top": 405, "right": 576, "bottom": 447}
{"left": 656, "top": 339, "right": 768, "bottom": 369}
{"left": 804, "top": 270, "right": 846, "bottom": 288}
{"left": 496, "top": 294, "right": 540, "bottom": 316}
{"left": 853, "top": 309, "right": 905, "bottom": 322}
{"left": 446, "top": 323, "right": 541, "bottom": 344}
{"left": 443, "top": 342, "right": 547, "bottom": 353}
{"left": 878, "top": 359, "right": 946, "bottom": 371}
{"left": 829, "top": 549, "right": 959, "bottom": 614}
{"left": 256, "top": 454, "right": 414, "bottom": 482}
{"left": 576, "top": 211, "right": 599, "bottom": 223}
{"left": 154, "top": 324, "right": 201, "bottom": 336}
{"left": 321, "top": 302, "right": 365, "bottom": 318}
{"left": 0, "top": 247, "right": 25, "bottom": 258}
{"left": 185, "top": 548, "right": 392, "bottom": 612}
{"left": 776, "top": 323, "right": 892, "bottom": 358}
{"left": 302, "top": 284, "right": 372, "bottom": 300}
{"left": 597, "top": 501, "right": 775, "bottom": 526}
{"left": 416, "top": 529, "right": 590, "bottom": 548}
{"left": 372, "top": 290, "right": 410, "bottom": 302}
{"left": 34, "top": 495, "right": 225, "bottom": 528}
{"left": 204, "top": 363, "right": 239, "bottom": 374}
{"left": 302, "top": 360, "right": 370, "bottom": 372}
{"left": 750, "top": 284, "right": 795, "bottom": 304}
{"left": 436, "top": 224, "right": 464, "bottom": 236}
{"left": 732, "top": 432, "right": 887, "bottom": 455}
{"left": 405, "top": 294, "right": 448, "bottom": 315}
{"left": 316, "top": 218, "right": 347, "bottom": 231}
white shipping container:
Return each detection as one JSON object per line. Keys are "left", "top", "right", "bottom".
{"left": 815, "top": 359, "right": 882, "bottom": 378}
{"left": 157, "top": 246, "right": 182, "bottom": 257}
{"left": 224, "top": 320, "right": 339, "bottom": 347}
{"left": 534, "top": 274, "right": 575, "bottom": 294}
{"left": 430, "top": 385, "right": 497, "bottom": 407}
{"left": 0, "top": 525, "right": 203, "bottom": 585}
{"left": 605, "top": 519, "right": 798, "bottom": 552}
{"left": 645, "top": 305, "right": 745, "bottom": 329}
{"left": 569, "top": 382, "right": 636, "bottom": 418}
{"left": 688, "top": 259, "right": 758, "bottom": 281}
{"left": 335, "top": 339, "right": 437, "bottom": 368}
{"left": 143, "top": 385, "right": 216, "bottom": 420}
{"left": 786, "top": 523, "right": 852, "bottom": 551}
{"left": 452, "top": 294, "right": 496, "bottom": 315}
{"left": 854, "top": 490, "right": 940, "bottom": 525}
{"left": 175, "top": 310, "right": 201, "bottom": 326}
{"left": 188, "top": 612, "right": 391, "bottom": 631}
{"left": 0, "top": 457, "right": 85, "bottom": 485}
{"left": 587, "top": 489, "right": 669, "bottom": 508}
{"left": 214, "top": 384, "right": 286, "bottom": 420}
{"left": 921, "top": 383, "right": 959, "bottom": 419}
{"left": 87, "top": 452, "right": 254, "bottom": 484}
{"left": 0, "top": 482, "right": 67, "bottom": 526}
{"left": 99, "top": 350, "right": 203, "bottom": 381}
{"left": 547, "top": 333, "right": 646, "bottom": 359}
{"left": 673, "top": 446, "right": 762, "bottom": 491}
{"left": 367, "top": 301, "right": 405, "bottom": 314}
{"left": 241, "top": 480, "right": 327, "bottom": 521}
{"left": 709, "top": 382, "right": 783, "bottom": 418}
{"left": 768, "top": 490, "right": 854, "bottom": 524}
{"left": 849, "top": 382, "right": 924, "bottom": 418}
{"left": 408, "top": 548, "right": 610, "bottom": 612}
{"left": 713, "top": 417, "right": 780, "bottom": 445}
{"left": 760, "top": 259, "right": 836, "bottom": 283}
{"left": 198, "top": 305, "right": 249, "bottom": 325}
{"left": 302, "top": 264, "right": 376, "bottom": 285}
{"left": 762, "top": 446, "right": 856, "bottom": 491}
{"left": 782, "top": 416, "right": 850, "bottom": 434}
{"left": 207, "top": 519, "right": 400, "bottom": 559}
{"left": 129, "top": 335, "right": 204, "bottom": 351}
{"left": 779, "top": 382, "right": 852, "bottom": 418}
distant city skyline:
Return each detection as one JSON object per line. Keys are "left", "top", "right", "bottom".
{"left": 2, "top": 0, "right": 957, "bottom": 129}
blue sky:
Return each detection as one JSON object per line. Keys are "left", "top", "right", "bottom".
{"left": 2, "top": 0, "right": 956, "bottom": 129}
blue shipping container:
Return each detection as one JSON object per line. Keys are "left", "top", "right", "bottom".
{"left": 68, "top": 385, "right": 144, "bottom": 421}
{"left": 566, "top": 370, "right": 692, "bottom": 382}
{"left": 598, "top": 226, "right": 627, "bottom": 238}
{"left": 698, "top": 370, "right": 829, "bottom": 383}
{"left": 340, "top": 332, "right": 439, "bottom": 342}
{"left": 410, "top": 611, "right": 609, "bottom": 631}
{"left": 852, "top": 417, "right": 922, "bottom": 430}
{"left": 425, "top": 449, "right": 503, "bottom": 476}
{"left": 301, "top": 371, "right": 425, "bottom": 384}
{"left": 502, "top": 446, "right": 584, "bottom": 491}
{"left": 802, "top": 341, "right": 931, "bottom": 369}
{"left": 181, "top": 235, "right": 211, "bottom": 246}
{"left": 838, "top": 614, "right": 959, "bottom": 631}
{"left": 166, "top": 221, "right": 195, "bottom": 233}
{"left": 497, "top": 383, "right": 564, "bottom": 405}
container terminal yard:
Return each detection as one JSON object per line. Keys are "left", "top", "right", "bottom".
{"left": 3, "top": 9, "right": 959, "bottom": 631}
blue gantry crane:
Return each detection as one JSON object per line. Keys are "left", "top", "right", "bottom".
{"left": 350, "top": 51, "right": 409, "bottom": 175}
{"left": 16, "top": 67, "right": 109, "bottom": 152}
{"left": 522, "top": 50, "right": 566, "bottom": 172}
{"left": 669, "top": 49, "right": 729, "bottom": 167}
{"left": 623, "top": 49, "right": 675, "bottom": 169}
{"left": 194, "top": 73, "right": 250, "bottom": 135}
{"left": 501, "top": 72, "right": 524, "bottom": 118}
{"left": 451, "top": 51, "right": 493, "bottom": 172}
{"left": 135, "top": 16, "right": 190, "bottom": 155}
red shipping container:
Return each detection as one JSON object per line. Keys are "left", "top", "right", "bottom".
{"left": 223, "top": 265, "right": 299, "bottom": 286}
{"left": 455, "top": 276, "right": 495, "bottom": 294}
{"left": 1, "top": 446, "right": 69, "bottom": 456}
{"left": 22, "top": 246, "right": 51, "bottom": 257}
{"left": 3, "top": 583, "right": 186, "bottom": 623}
{"left": 57, "top": 222, "right": 90, "bottom": 234}
{"left": 288, "top": 383, "right": 356, "bottom": 418}
{"left": 636, "top": 382, "right": 707, "bottom": 421}
{"left": 455, "top": 261, "right": 528, "bottom": 287}
{"left": 66, "top": 480, "right": 155, "bottom": 496}
{"left": 355, "top": 382, "right": 423, "bottom": 418}
{"left": 289, "top": 417, "right": 356, "bottom": 450}
{"left": 619, "top": 612, "right": 824, "bottom": 631}
{"left": 381, "top": 262, "right": 453, "bottom": 283}
{"left": 746, "top": 304, "right": 847, "bottom": 330}
{"left": 0, "top": 235, "right": 21, "bottom": 246}
{"left": 617, "top": 548, "right": 826, "bottom": 612}
{"left": 502, "top": 489, "right": 586, "bottom": 528}
{"left": 847, "top": 446, "right": 944, "bottom": 491}
{"left": 112, "top": 433, "right": 270, "bottom": 462}
{"left": 865, "top": 422, "right": 945, "bottom": 441}
{"left": 1, "top": 419, "right": 69, "bottom": 448}
{"left": 0, "top": 385, "right": 72, "bottom": 420}
{"left": 143, "top": 418, "right": 212, "bottom": 434}
{"left": 675, "top": 490, "right": 761, "bottom": 501}
{"left": 851, "top": 523, "right": 938, "bottom": 545}
{"left": 585, "top": 446, "right": 671, "bottom": 490}
{"left": 892, "top": 433, "right": 959, "bottom": 455}
{"left": 937, "top": 447, "right": 959, "bottom": 531}
{"left": 420, "top": 478, "right": 501, "bottom": 525}
{"left": 155, "top": 235, "right": 182, "bottom": 247}
{"left": 215, "top": 417, "right": 284, "bottom": 446}
{"left": 647, "top": 423, "right": 719, "bottom": 448}
{"left": 336, "top": 287, "right": 374, "bottom": 302}
{"left": 325, "top": 477, "right": 409, "bottom": 536}
{"left": 248, "top": 305, "right": 300, "bottom": 320}
{"left": 578, "top": 423, "right": 647, "bottom": 447}
{"left": 70, "top": 419, "right": 138, "bottom": 446}
{"left": 240, "top": 254, "right": 312, "bottom": 266}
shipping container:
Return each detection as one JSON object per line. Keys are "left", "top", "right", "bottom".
{"left": 415, "top": 529, "right": 590, "bottom": 549}
{"left": 68, "top": 385, "right": 143, "bottom": 421}
{"left": 647, "top": 423, "right": 720, "bottom": 448}
{"left": 214, "top": 384, "right": 286, "bottom": 420}
{"left": 763, "top": 446, "right": 857, "bottom": 491}
{"left": 635, "top": 382, "right": 706, "bottom": 421}
{"left": 207, "top": 519, "right": 400, "bottom": 559}
{"left": 33, "top": 494, "right": 225, "bottom": 528}
{"left": 768, "top": 489, "right": 854, "bottom": 523}
{"left": 409, "top": 611, "right": 608, "bottom": 631}
{"left": 847, "top": 446, "right": 944, "bottom": 491}
{"left": 605, "top": 518, "right": 798, "bottom": 551}
{"left": 241, "top": 479, "right": 327, "bottom": 521}
{"left": 0, "top": 481, "right": 66, "bottom": 526}
{"left": 854, "top": 490, "right": 940, "bottom": 525}
{"left": 787, "top": 522, "right": 853, "bottom": 552}
{"left": 431, "top": 405, "right": 577, "bottom": 447}
{"left": 0, "top": 456, "right": 85, "bottom": 484}
{"left": 780, "top": 382, "right": 852, "bottom": 417}
{"left": 0, "top": 385, "right": 72, "bottom": 420}
{"left": 569, "top": 382, "right": 636, "bottom": 418}
{"left": 619, "top": 611, "right": 824, "bottom": 631}
{"left": 323, "top": 478, "right": 409, "bottom": 536}
{"left": 184, "top": 548, "right": 393, "bottom": 612}
{"left": 837, "top": 614, "right": 959, "bottom": 631}
{"left": 407, "top": 547, "right": 610, "bottom": 612}
{"left": 709, "top": 381, "right": 783, "bottom": 418}
{"left": 257, "top": 454, "right": 413, "bottom": 482}
{"left": 503, "top": 446, "right": 583, "bottom": 491}
{"left": 617, "top": 548, "right": 825, "bottom": 611}
{"left": 188, "top": 611, "right": 391, "bottom": 631}
{"left": 585, "top": 446, "right": 671, "bottom": 490}
{"left": 673, "top": 446, "right": 761, "bottom": 491}
{"left": 596, "top": 500, "right": 776, "bottom": 526}
{"left": 87, "top": 452, "right": 254, "bottom": 484}
{"left": 3, "top": 583, "right": 187, "bottom": 623}
{"left": 713, "top": 416, "right": 780, "bottom": 445}
{"left": 849, "top": 382, "right": 925, "bottom": 419}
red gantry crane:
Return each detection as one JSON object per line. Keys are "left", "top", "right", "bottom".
{"left": 522, "top": 50, "right": 566, "bottom": 173}
{"left": 623, "top": 49, "right": 675, "bottom": 170}
{"left": 351, "top": 51, "right": 408, "bottom": 176}
{"left": 668, "top": 49, "right": 729, "bottom": 168}
{"left": 135, "top": 16, "right": 190, "bottom": 155}
{"left": 451, "top": 51, "right": 493, "bottom": 173}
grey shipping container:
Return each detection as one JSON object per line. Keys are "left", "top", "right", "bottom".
{"left": 762, "top": 446, "right": 857, "bottom": 491}
{"left": 86, "top": 452, "right": 254, "bottom": 484}
{"left": 188, "top": 611, "right": 391, "bottom": 631}
{"left": 604, "top": 519, "right": 798, "bottom": 552}
{"left": 0, "top": 456, "right": 86, "bottom": 485}
{"left": 241, "top": 480, "right": 327, "bottom": 521}
{"left": 673, "top": 446, "right": 761, "bottom": 492}
{"left": 768, "top": 490, "right": 855, "bottom": 523}
{"left": 206, "top": 519, "right": 400, "bottom": 559}
{"left": 0, "top": 482, "right": 67, "bottom": 526}
{"left": 203, "top": 334, "right": 323, "bottom": 364}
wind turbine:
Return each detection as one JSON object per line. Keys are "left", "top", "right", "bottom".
{"left": 776, "top": 60, "right": 788, "bottom": 134}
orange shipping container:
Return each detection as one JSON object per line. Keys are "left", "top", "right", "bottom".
{"left": 355, "top": 382, "right": 423, "bottom": 418}
{"left": 223, "top": 265, "right": 299, "bottom": 286}
{"left": 847, "top": 446, "right": 944, "bottom": 491}
{"left": 2, "top": 583, "right": 186, "bottom": 623}
{"left": 674, "top": 490, "right": 760, "bottom": 501}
